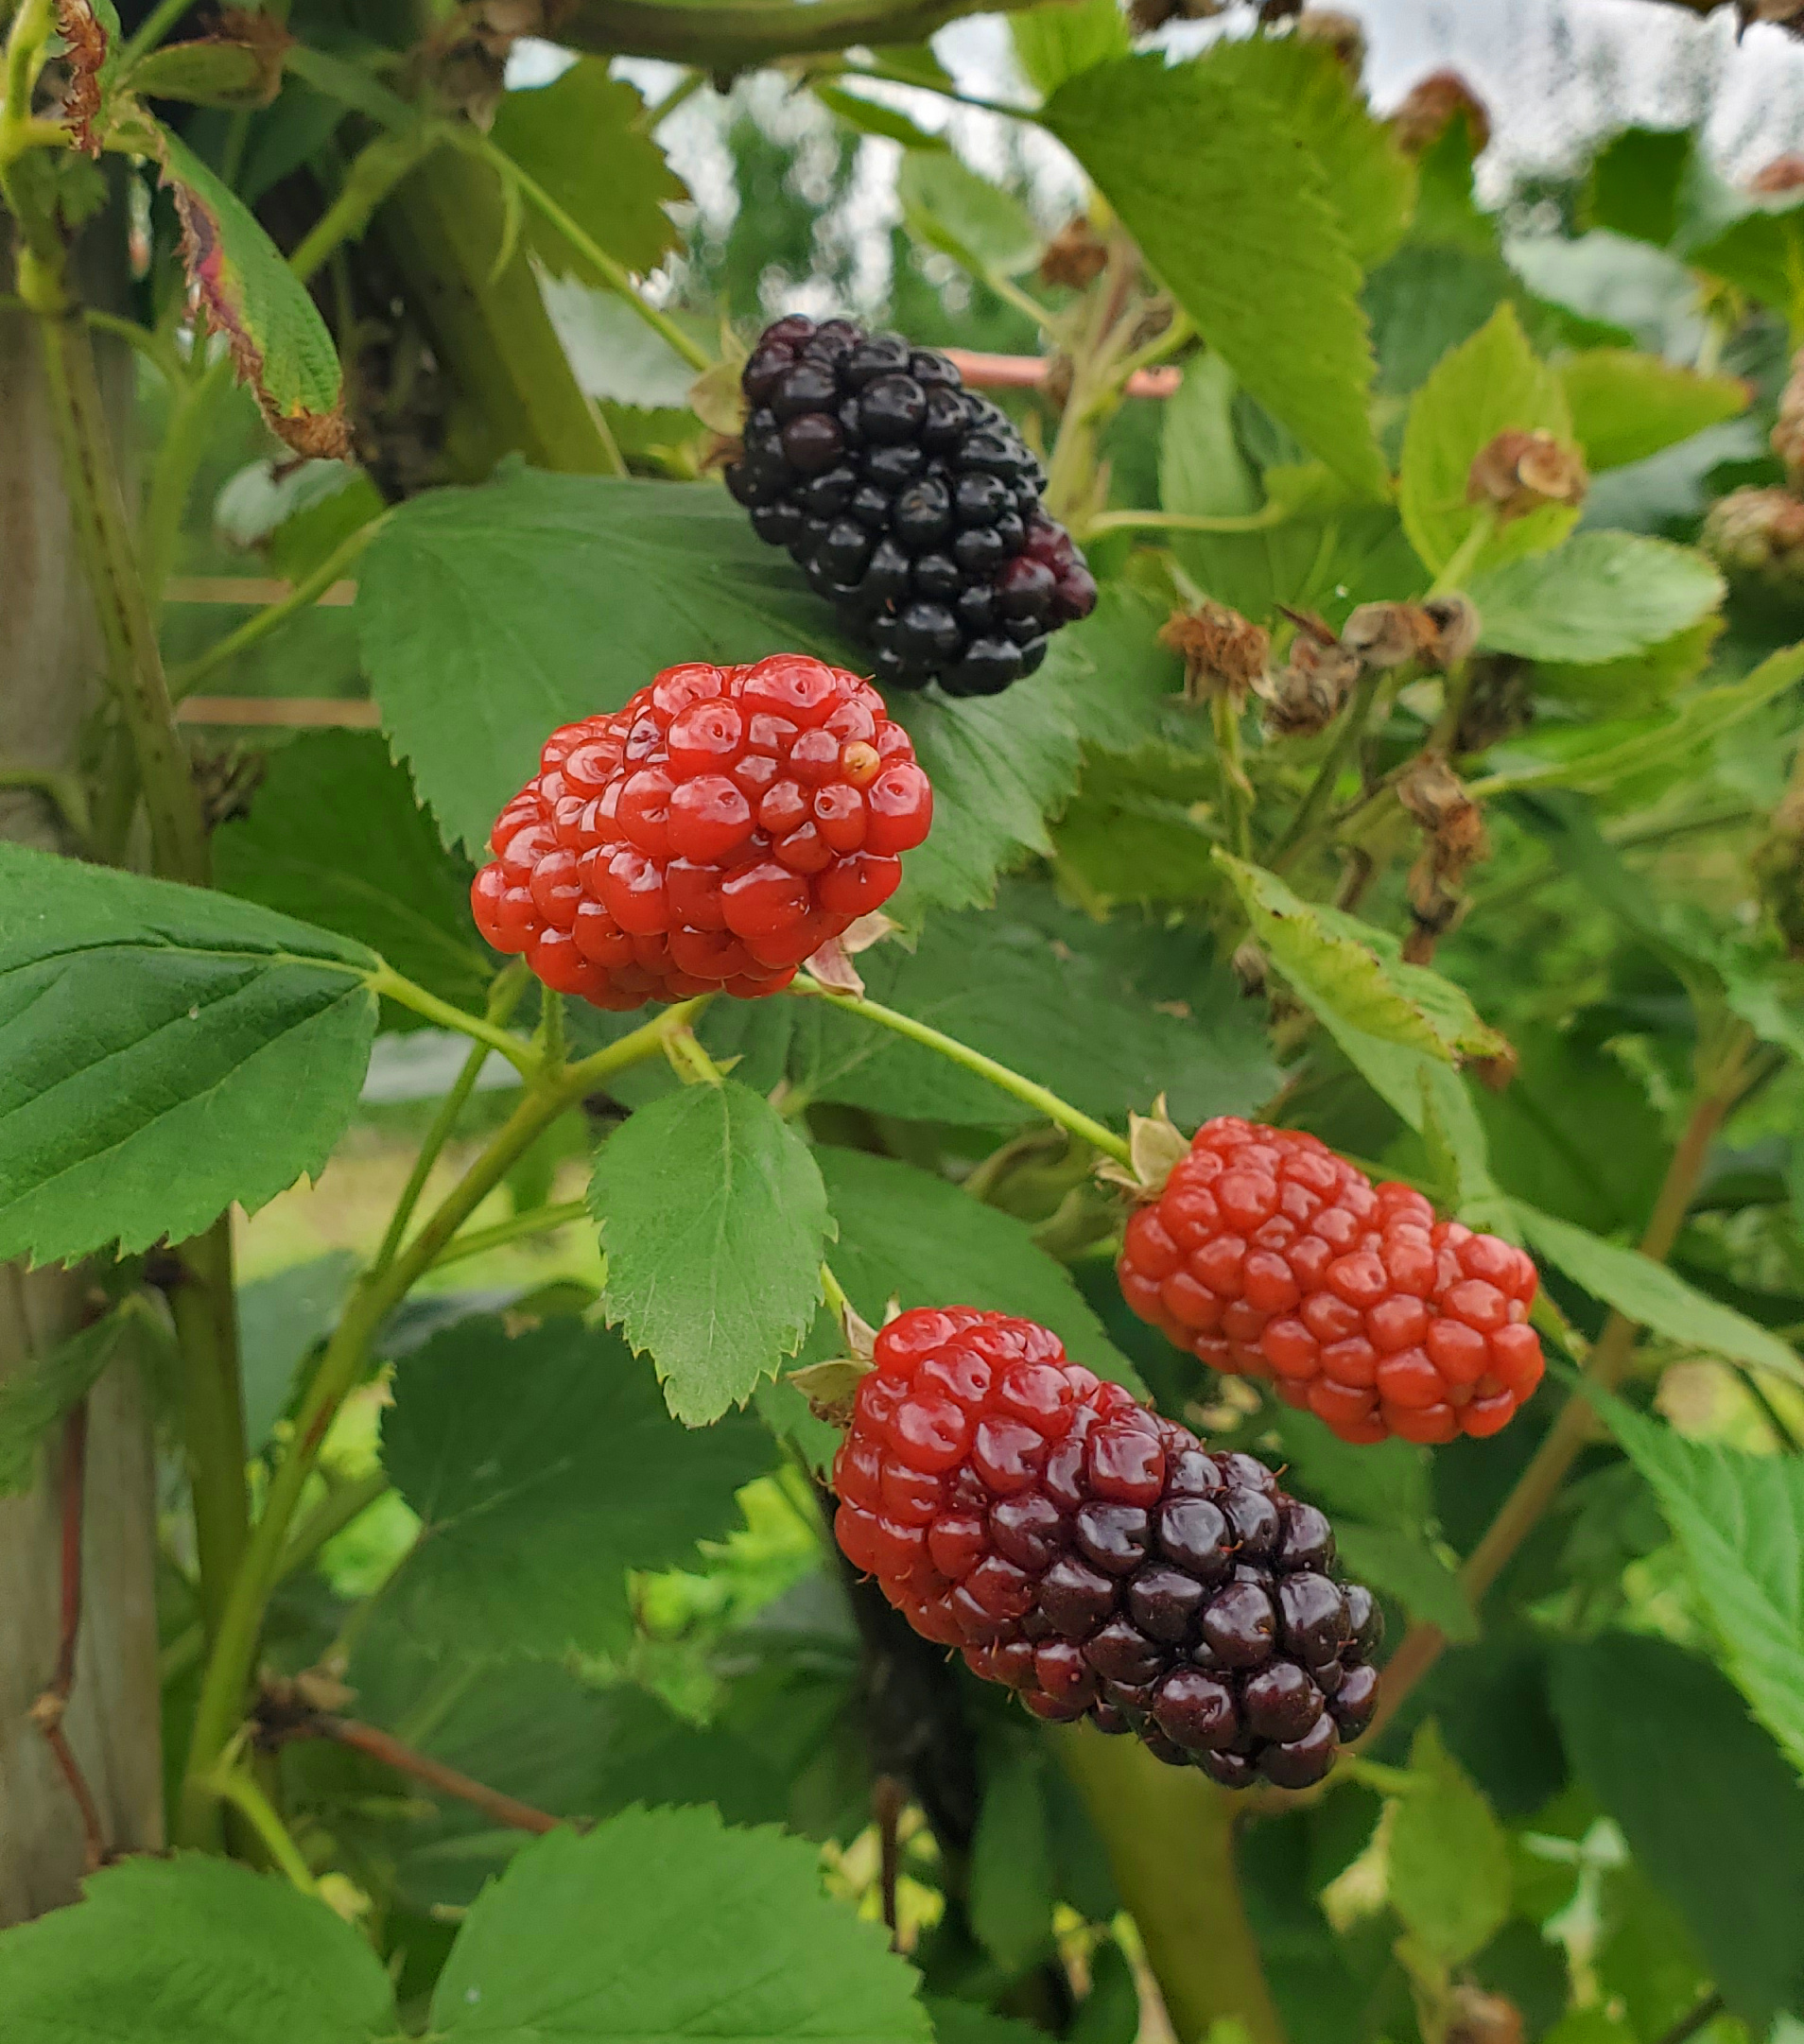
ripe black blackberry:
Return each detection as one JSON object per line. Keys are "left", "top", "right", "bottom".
{"left": 724, "top": 317, "right": 1098, "bottom": 698}
{"left": 833, "top": 1308, "right": 1381, "bottom": 1790}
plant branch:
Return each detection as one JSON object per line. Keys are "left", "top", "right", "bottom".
{"left": 560, "top": 0, "right": 1048, "bottom": 70}
{"left": 1084, "top": 501, "right": 1294, "bottom": 539}
{"left": 1655, "top": 1991, "right": 1726, "bottom": 2044}
{"left": 288, "top": 125, "right": 443, "bottom": 285}
{"left": 165, "top": 1218, "right": 252, "bottom": 1648}
{"left": 177, "top": 997, "right": 709, "bottom": 1845}
{"left": 368, "top": 962, "right": 537, "bottom": 1076}
{"left": 280, "top": 1466, "right": 393, "bottom": 1575}
{"left": 27, "top": 1401, "right": 107, "bottom": 1874}
{"left": 431, "top": 1197, "right": 589, "bottom": 1271}
{"left": 1269, "top": 668, "right": 1383, "bottom": 872}
{"left": 166, "top": 515, "right": 389, "bottom": 699}
{"left": 787, "top": 976, "right": 1132, "bottom": 1165}
{"left": 1370, "top": 1029, "right": 1756, "bottom": 1740}
{"left": 209, "top": 1759, "right": 319, "bottom": 1894}
{"left": 1051, "top": 1724, "right": 1285, "bottom": 2044}
{"left": 282, "top": 1710, "right": 562, "bottom": 1835}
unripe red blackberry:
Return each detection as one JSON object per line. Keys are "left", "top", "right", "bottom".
{"left": 1116, "top": 1118, "right": 1544, "bottom": 1446}
{"left": 470, "top": 655, "right": 931, "bottom": 1009}
{"left": 831, "top": 1307, "right": 1381, "bottom": 1790}
{"left": 725, "top": 317, "right": 1097, "bottom": 697}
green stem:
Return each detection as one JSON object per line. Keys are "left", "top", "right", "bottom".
{"left": 431, "top": 1198, "right": 589, "bottom": 1271}
{"left": 140, "top": 351, "right": 234, "bottom": 610}
{"left": 288, "top": 124, "right": 443, "bottom": 285}
{"left": 787, "top": 976, "right": 1131, "bottom": 1165}
{"left": 177, "top": 997, "right": 708, "bottom": 1845}
{"left": 1051, "top": 1724, "right": 1285, "bottom": 2044}
{"left": 1426, "top": 509, "right": 1496, "bottom": 600}
{"left": 38, "top": 309, "right": 209, "bottom": 882}
{"left": 210, "top": 1763, "right": 319, "bottom": 1894}
{"left": 167, "top": 515, "right": 389, "bottom": 699}
{"left": 0, "top": 300, "right": 191, "bottom": 388}
{"left": 560, "top": 0, "right": 1049, "bottom": 71}
{"left": 117, "top": 0, "right": 199, "bottom": 65}
{"left": 369, "top": 963, "right": 529, "bottom": 1281}
{"left": 0, "top": 764, "right": 90, "bottom": 847}
{"left": 1212, "top": 689, "right": 1251, "bottom": 861}
{"left": 1083, "top": 501, "right": 1293, "bottom": 539}
{"left": 279, "top": 1466, "right": 392, "bottom": 1576}
{"left": 537, "top": 987, "right": 566, "bottom": 1073}
{"left": 166, "top": 1218, "right": 251, "bottom": 1650}
{"left": 819, "top": 1260, "right": 850, "bottom": 1323}
{"left": 467, "top": 133, "right": 711, "bottom": 372}
{"left": 1269, "top": 667, "right": 1383, "bottom": 872}
{"left": 369, "top": 962, "right": 536, "bottom": 1076}
{"left": 633, "top": 65, "right": 704, "bottom": 129}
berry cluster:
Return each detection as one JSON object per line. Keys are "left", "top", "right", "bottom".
{"left": 833, "top": 1308, "right": 1380, "bottom": 1790}
{"left": 471, "top": 655, "right": 932, "bottom": 1009}
{"left": 724, "top": 317, "right": 1098, "bottom": 697}
{"left": 1117, "top": 1118, "right": 1544, "bottom": 1446}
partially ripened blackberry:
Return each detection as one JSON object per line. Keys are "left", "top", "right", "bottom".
{"left": 724, "top": 316, "right": 1098, "bottom": 697}
{"left": 832, "top": 1308, "right": 1381, "bottom": 1789}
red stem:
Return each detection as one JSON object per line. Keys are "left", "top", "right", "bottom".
{"left": 29, "top": 1400, "right": 106, "bottom": 1872}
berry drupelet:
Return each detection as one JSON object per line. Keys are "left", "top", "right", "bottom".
{"left": 470, "top": 654, "right": 932, "bottom": 1009}
{"left": 723, "top": 316, "right": 1099, "bottom": 698}
{"left": 832, "top": 1307, "right": 1381, "bottom": 1790}
{"left": 1117, "top": 1118, "right": 1545, "bottom": 1446}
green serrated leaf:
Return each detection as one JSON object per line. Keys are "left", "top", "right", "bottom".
{"left": 1552, "top": 1632, "right": 1804, "bottom": 2026}
{"left": 897, "top": 151, "right": 1040, "bottom": 279}
{"left": 215, "top": 730, "right": 489, "bottom": 1022}
{"left": 155, "top": 126, "right": 347, "bottom": 457}
{"left": 379, "top": 1314, "right": 771, "bottom": 1656}
{"left": 1469, "top": 532, "right": 1724, "bottom": 665}
{"left": 1558, "top": 348, "right": 1746, "bottom": 471}
{"left": 358, "top": 468, "right": 1094, "bottom": 909}
{"left": 0, "top": 1305, "right": 142, "bottom": 1498}
{"left": 811, "top": 82, "right": 946, "bottom": 150}
{"left": 1042, "top": 51, "right": 1388, "bottom": 497}
{"left": 1584, "top": 1383, "right": 1804, "bottom": 1781}
{"left": 0, "top": 843, "right": 376, "bottom": 1266}
{"left": 1398, "top": 303, "right": 1574, "bottom": 579}
{"left": 490, "top": 61, "right": 688, "bottom": 285}
{"left": 431, "top": 1806, "right": 933, "bottom": 2044}
{"left": 1011, "top": 0, "right": 1131, "bottom": 103}
{"left": 0, "top": 1852, "right": 395, "bottom": 2043}
{"left": 1515, "top": 1202, "right": 1801, "bottom": 1382}
{"left": 971, "top": 1742, "right": 1056, "bottom": 1969}
{"left": 590, "top": 1080, "right": 831, "bottom": 1424}
{"left": 1386, "top": 1722, "right": 1512, "bottom": 1966}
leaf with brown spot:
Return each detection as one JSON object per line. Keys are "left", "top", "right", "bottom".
{"left": 56, "top": 0, "right": 120, "bottom": 155}
{"left": 156, "top": 125, "right": 349, "bottom": 459}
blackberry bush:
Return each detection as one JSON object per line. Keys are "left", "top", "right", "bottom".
{"left": 723, "top": 317, "right": 1098, "bottom": 696}
{"left": 1116, "top": 1118, "right": 1545, "bottom": 1445}
{"left": 470, "top": 654, "right": 932, "bottom": 1007}
{"left": 833, "top": 1308, "right": 1381, "bottom": 1790}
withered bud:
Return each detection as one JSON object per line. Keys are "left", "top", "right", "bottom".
{"left": 1389, "top": 69, "right": 1492, "bottom": 157}
{"left": 1469, "top": 1044, "right": 1519, "bottom": 1094}
{"left": 1466, "top": 429, "right": 1588, "bottom": 524}
{"left": 190, "top": 744, "right": 265, "bottom": 833}
{"left": 1340, "top": 594, "right": 1479, "bottom": 673}
{"left": 1774, "top": 347, "right": 1804, "bottom": 489}
{"left": 1160, "top": 599, "right": 1271, "bottom": 705}
{"left": 1293, "top": 8, "right": 1365, "bottom": 70}
{"left": 1447, "top": 1985, "right": 1524, "bottom": 2044}
{"left": 1399, "top": 752, "right": 1487, "bottom": 961}
{"left": 1039, "top": 217, "right": 1109, "bottom": 291}
{"left": 1453, "top": 655, "right": 1534, "bottom": 754}
{"left": 1749, "top": 152, "right": 1804, "bottom": 195}
{"left": 1260, "top": 614, "right": 1362, "bottom": 737}
{"left": 1701, "top": 484, "right": 1804, "bottom": 593}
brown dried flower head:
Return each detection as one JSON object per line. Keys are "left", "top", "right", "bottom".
{"left": 1749, "top": 153, "right": 1804, "bottom": 196}
{"left": 1398, "top": 753, "right": 1487, "bottom": 961}
{"left": 1701, "top": 485, "right": 1804, "bottom": 592}
{"left": 1160, "top": 599, "right": 1272, "bottom": 705}
{"left": 1260, "top": 611, "right": 1362, "bottom": 737}
{"left": 1466, "top": 429, "right": 1589, "bottom": 524}
{"left": 1293, "top": 8, "right": 1366, "bottom": 70}
{"left": 1039, "top": 217, "right": 1110, "bottom": 291}
{"left": 1390, "top": 69, "right": 1492, "bottom": 157}
{"left": 1341, "top": 595, "right": 1479, "bottom": 673}
{"left": 1453, "top": 655, "right": 1534, "bottom": 754}
{"left": 1774, "top": 347, "right": 1804, "bottom": 488}
{"left": 1447, "top": 1985, "right": 1524, "bottom": 2044}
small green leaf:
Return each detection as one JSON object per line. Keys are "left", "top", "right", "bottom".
{"left": 1558, "top": 349, "right": 1746, "bottom": 470}
{"left": 431, "top": 1806, "right": 933, "bottom": 2044}
{"left": 0, "top": 1306, "right": 142, "bottom": 1498}
{"left": 1398, "top": 303, "right": 1574, "bottom": 578}
{"left": 1684, "top": 189, "right": 1804, "bottom": 324}
{"left": 1217, "top": 855, "right": 1489, "bottom": 1065}
{"left": 1386, "top": 1722, "right": 1512, "bottom": 1966}
{"left": 1469, "top": 533, "right": 1724, "bottom": 665}
{"left": 811, "top": 82, "right": 945, "bottom": 149}
{"left": 590, "top": 1080, "right": 832, "bottom": 1424}
{"left": 0, "top": 1852, "right": 395, "bottom": 2043}
{"left": 156, "top": 126, "right": 348, "bottom": 458}
{"left": 1552, "top": 1632, "right": 1804, "bottom": 2026}
{"left": 215, "top": 730, "right": 489, "bottom": 1021}
{"left": 490, "top": 61, "right": 688, "bottom": 284}
{"left": 1011, "top": 0, "right": 1131, "bottom": 102}
{"left": 126, "top": 28, "right": 286, "bottom": 110}
{"left": 0, "top": 844, "right": 376, "bottom": 1266}
{"left": 1042, "top": 51, "right": 1387, "bottom": 496}
{"left": 1586, "top": 1385, "right": 1804, "bottom": 1780}
{"left": 236, "top": 1252, "right": 357, "bottom": 1450}
{"left": 897, "top": 151, "right": 1040, "bottom": 278}
{"left": 1514, "top": 1202, "right": 1801, "bottom": 1383}
{"left": 379, "top": 1315, "right": 772, "bottom": 1657}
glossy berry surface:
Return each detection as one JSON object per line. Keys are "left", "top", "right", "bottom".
{"left": 831, "top": 1307, "right": 1381, "bottom": 1789}
{"left": 727, "top": 317, "right": 1098, "bottom": 696}
{"left": 1117, "top": 1118, "right": 1545, "bottom": 1446}
{"left": 470, "top": 655, "right": 932, "bottom": 1011}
